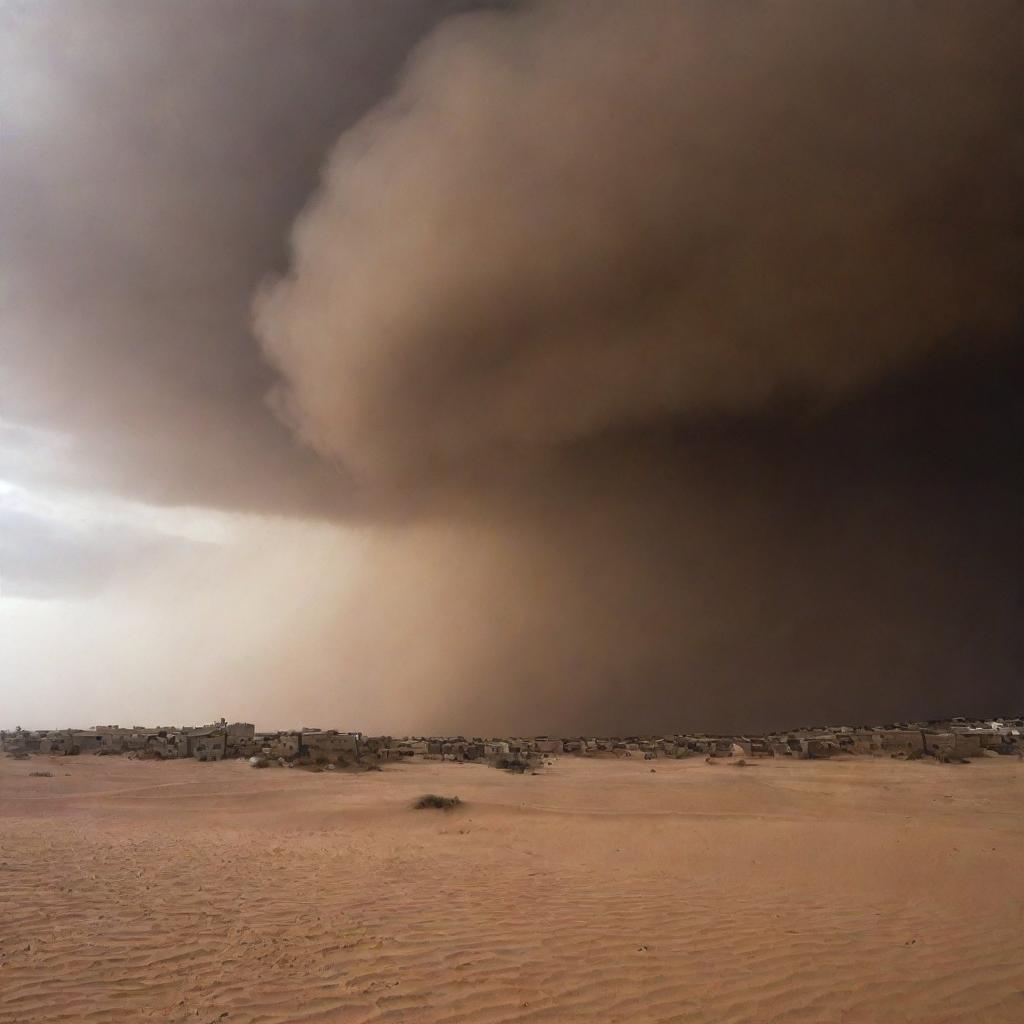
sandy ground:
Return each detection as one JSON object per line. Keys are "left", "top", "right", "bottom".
{"left": 1, "top": 754, "right": 1022, "bottom": 1024}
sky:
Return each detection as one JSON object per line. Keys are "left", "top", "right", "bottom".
{"left": 2, "top": 0, "right": 1021, "bottom": 734}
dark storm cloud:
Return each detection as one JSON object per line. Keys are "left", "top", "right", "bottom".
{"left": 257, "top": 0, "right": 1022, "bottom": 482}
{"left": 252, "top": 0, "right": 1023, "bottom": 730}
{"left": 3, "top": 0, "right": 1021, "bottom": 731}
{"left": 1, "top": 0, "right": 496, "bottom": 514}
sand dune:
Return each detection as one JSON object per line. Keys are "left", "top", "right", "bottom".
{"left": 2, "top": 755, "right": 1022, "bottom": 1023}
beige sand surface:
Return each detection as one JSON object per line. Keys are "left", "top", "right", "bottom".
{"left": 1, "top": 753, "right": 1022, "bottom": 1024}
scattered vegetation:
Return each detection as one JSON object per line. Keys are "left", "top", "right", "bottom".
{"left": 29, "top": 770, "right": 54, "bottom": 778}
{"left": 413, "top": 793, "right": 462, "bottom": 810}
{"left": 490, "top": 755, "right": 529, "bottom": 773}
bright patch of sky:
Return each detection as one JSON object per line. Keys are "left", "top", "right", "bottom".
{"left": 0, "top": 418, "right": 247, "bottom": 600}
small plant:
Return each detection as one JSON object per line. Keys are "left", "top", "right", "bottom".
{"left": 413, "top": 793, "right": 461, "bottom": 810}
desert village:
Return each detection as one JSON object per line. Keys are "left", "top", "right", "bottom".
{"left": 4, "top": 715, "right": 1024, "bottom": 1024}
{"left": 3, "top": 716, "right": 1022, "bottom": 768}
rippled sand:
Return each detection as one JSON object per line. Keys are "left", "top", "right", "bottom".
{"left": 2, "top": 752, "right": 1022, "bottom": 1023}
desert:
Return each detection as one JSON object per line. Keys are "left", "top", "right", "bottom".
{"left": 2, "top": 751, "right": 1022, "bottom": 1024}
{"left": 5, "top": 2, "right": 1022, "bottom": 1022}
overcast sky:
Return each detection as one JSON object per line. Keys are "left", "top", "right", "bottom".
{"left": 2, "top": 0, "right": 1021, "bottom": 733}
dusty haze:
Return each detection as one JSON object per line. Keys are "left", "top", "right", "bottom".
{"left": 2, "top": 0, "right": 1022, "bottom": 732}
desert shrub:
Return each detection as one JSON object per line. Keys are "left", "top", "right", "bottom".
{"left": 29, "top": 771, "right": 54, "bottom": 778}
{"left": 413, "top": 793, "right": 461, "bottom": 810}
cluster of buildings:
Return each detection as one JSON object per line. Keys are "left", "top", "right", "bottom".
{"left": 0, "top": 720, "right": 360, "bottom": 764}
{"left": 572, "top": 719, "right": 1023, "bottom": 762}
{"left": 2, "top": 717, "right": 1021, "bottom": 767}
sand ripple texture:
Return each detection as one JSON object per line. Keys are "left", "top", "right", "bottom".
{"left": 1, "top": 755, "right": 1022, "bottom": 1023}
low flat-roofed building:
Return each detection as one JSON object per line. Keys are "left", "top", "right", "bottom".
{"left": 70, "top": 732, "right": 105, "bottom": 752}
{"left": 257, "top": 732, "right": 301, "bottom": 760}
{"left": 534, "top": 739, "right": 563, "bottom": 755}
{"left": 301, "top": 730, "right": 360, "bottom": 762}
{"left": 189, "top": 730, "right": 227, "bottom": 761}
{"left": 877, "top": 729, "right": 925, "bottom": 755}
